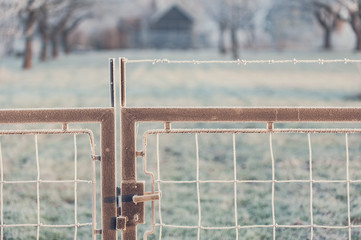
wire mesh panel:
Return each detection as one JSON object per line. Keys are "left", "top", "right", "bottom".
{"left": 0, "top": 131, "right": 96, "bottom": 239}
{"left": 140, "top": 129, "right": 361, "bottom": 240}
{"left": 0, "top": 108, "right": 117, "bottom": 240}
{"left": 120, "top": 107, "right": 361, "bottom": 240}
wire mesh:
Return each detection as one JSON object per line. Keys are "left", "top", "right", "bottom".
{"left": 0, "top": 129, "right": 97, "bottom": 240}
{"left": 140, "top": 127, "right": 361, "bottom": 240}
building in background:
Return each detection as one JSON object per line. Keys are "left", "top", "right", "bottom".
{"left": 148, "top": 5, "right": 194, "bottom": 49}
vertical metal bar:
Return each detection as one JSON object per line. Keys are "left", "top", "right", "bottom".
{"left": 101, "top": 110, "right": 117, "bottom": 240}
{"left": 120, "top": 58, "right": 126, "bottom": 107}
{"left": 0, "top": 143, "right": 4, "bottom": 240}
{"left": 110, "top": 58, "right": 115, "bottom": 108}
{"left": 308, "top": 133, "right": 314, "bottom": 240}
{"left": 121, "top": 109, "right": 138, "bottom": 240}
{"left": 121, "top": 110, "right": 136, "bottom": 181}
{"left": 35, "top": 135, "right": 40, "bottom": 240}
{"left": 74, "top": 134, "right": 78, "bottom": 240}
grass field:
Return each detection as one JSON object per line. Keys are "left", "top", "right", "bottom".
{"left": 2, "top": 49, "right": 361, "bottom": 239}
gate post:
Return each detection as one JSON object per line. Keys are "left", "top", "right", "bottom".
{"left": 101, "top": 111, "right": 118, "bottom": 240}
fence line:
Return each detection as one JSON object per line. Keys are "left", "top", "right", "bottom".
{"left": 124, "top": 58, "right": 361, "bottom": 65}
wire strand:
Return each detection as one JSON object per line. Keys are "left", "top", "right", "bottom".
{"left": 196, "top": 133, "right": 201, "bottom": 240}
{"left": 124, "top": 58, "right": 361, "bottom": 65}
{"left": 35, "top": 135, "right": 40, "bottom": 240}
{"left": 157, "top": 134, "right": 163, "bottom": 240}
{"left": 269, "top": 133, "right": 276, "bottom": 240}
{"left": 233, "top": 134, "right": 239, "bottom": 240}
{"left": 74, "top": 134, "right": 78, "bottom": 240}
{"left": 308, "top": 133, "right": 314, "bottom": 240}
{"left": 346, "top": 134, "right": 352, "bottom": 240}
{"left": 0, "top": 143, "right": 3, "bottom": 240}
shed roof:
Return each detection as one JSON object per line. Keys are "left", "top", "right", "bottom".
{"left": 150, "top": 4, "right": 194, "bottom": 25}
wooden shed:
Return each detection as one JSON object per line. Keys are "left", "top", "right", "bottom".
{"left": 148, "top": 5, "right": 194, "bottom": 49}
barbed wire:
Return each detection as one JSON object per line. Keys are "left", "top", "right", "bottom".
{"left": 124, "top": 58, "right": 361, "bottom": 65}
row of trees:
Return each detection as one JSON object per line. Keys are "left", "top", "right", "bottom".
{"left": 4, "top": 0, "right": 361, "bottom": 67}
{"left": 3, "top": 0, "right": 93, "bottom": 69}
{"left": 206, "top": 0, "right": 361, "bottom": 59}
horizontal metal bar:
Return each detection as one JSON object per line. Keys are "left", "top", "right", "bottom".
{"left": 154, "top": 180, "right": 361, "bottom": 184}
{"left": 123, "top": 107, "right": 361, "bottom": 123}
{"left": 0, "top": 129, "right": 93, "bottom": 136}
{"left": 154, "top": 223, "right": 361, "bottom": 230}
{"left": 1, "top": 180, "right": 93, "bottom": 184}
{"left": 2, "top": 223, "right": 92, "bottom": 228}
{"left": 145, "top": 128, "right": 361, "bottom": 136}
{"left": 0, "top": 108, "right": 113, "bottom": 124}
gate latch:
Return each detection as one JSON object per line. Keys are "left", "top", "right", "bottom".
{"left": 133, "top": 192, "right": 161, "bottom": 204}
{"left": 116, "top": 192, "right": 160, "bottom": 231}
{"left": 119, "top": 182, "right": 161, "bottom": 231}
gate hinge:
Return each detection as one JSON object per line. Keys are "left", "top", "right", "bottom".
{"left": 91, "top": 155, "right": 101, "bottom": 161}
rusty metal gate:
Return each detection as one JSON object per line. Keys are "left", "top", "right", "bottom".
{"left": 0, "top": 108, "right": 117, "bottom": 239}
{"left": 2, "top": 58, "right": 361, "bottom": 239}
{"left": 118, "top": 58, "right": 361, "bottom": 240}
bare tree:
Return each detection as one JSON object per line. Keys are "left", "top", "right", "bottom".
{"left": 204, "top": 0, "right": 230, "bottom": 54}
{"left": 38, "top": 1, "right": 49, "bottom": 61}
{"left": 48, "top": 0, "right": 74, "bottom": 58}
{"left": 61, "top": 11, "right": 93, "bottom": 54}
{"left": 19, "top": 0, "right": 42, "bottom": 69}
{"left": 205, "top": 0, "right": 256, "bottom": 59}
{"left": 229, "top": 0, "right": 257, "bottom": 59}
{"left": 311, "top": 0, "right": 343, "bottom": 50}
{"left": 338, "top": 0, "right": 361, "bottom": 51}
{"left": 49, "top": 0, "right": 94, "bottom": 58}
{"left": 266, "top": 0, "right": 319, "bottom": 50}
{"left": 0, "top": 0, "right": 23, "bottom": 58}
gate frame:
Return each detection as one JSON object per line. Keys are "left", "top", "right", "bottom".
{"left": 0, "top": 108, "right": 117, "bottom": 240}
{"left": 121, "top": 106, "right": 361, "bottom": 239}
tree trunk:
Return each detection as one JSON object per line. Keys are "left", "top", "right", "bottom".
{"left": 324, "top": 29, "right": 332, "bottom": 50}
{"left": 230, "top": 27, "right": 239, "bottom": 60}
{"left": 356, "top": 34, "right": 361, "bottom": 51}
{"left": 218, "top": 22, "right": 227, "bottom": 54}
{"left": 51, "top": 36, "right": 60, "bottom": 59}
{"left": 350, "top": 12, "right": 361, "bottom": 52}
{"left": 61, "top": 31, "right": 71, "bottom": 54}
{"left": 23, "top": 36, "right": 33, "bottom": 69}
{"left": 22, "top": 8, "right": 37, "bottom": 70}
{"left": 38, "top": 2, "right": 49, "bottom": 61}
{"left": 39, "top": 35, "right": 49, "bottom": 61}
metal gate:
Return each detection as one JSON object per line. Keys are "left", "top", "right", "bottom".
{"left": 0, "top": 108, "right": 117, "bottom": 239}
{"left": 120, "top": 107, "right": 361, "bottom": 240}
{"left": 118, "top": 58, "right": 361, "bottom": 240}
{"left": 2, "top": 58, "right": 361, "bottom": 239}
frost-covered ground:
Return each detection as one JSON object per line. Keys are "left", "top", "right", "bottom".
{"left": 2, "top": 49, "right": 361, "bottom": 239}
